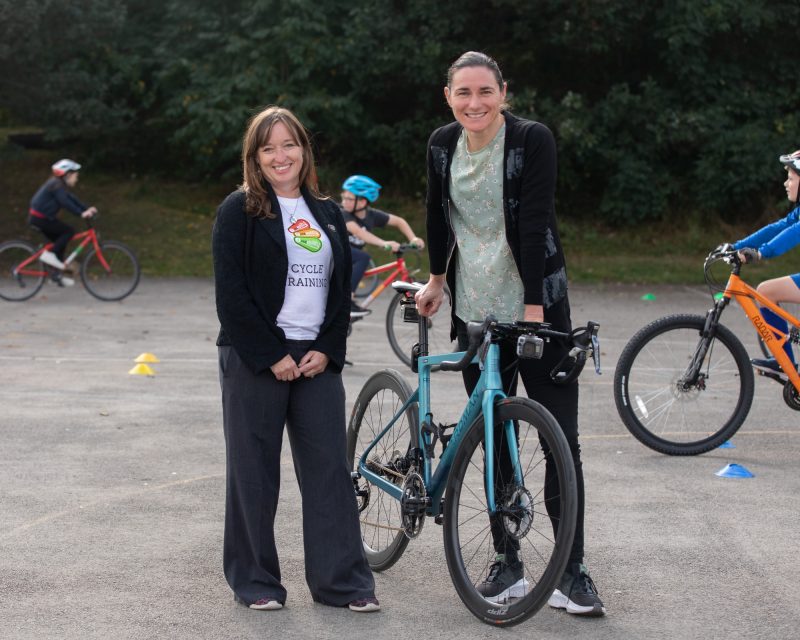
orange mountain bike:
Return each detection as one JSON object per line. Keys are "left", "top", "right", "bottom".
{"left": 614, "top": 244, "right": 800, "bottom": 455}
{"left": 352, "top": 244, "right": 454, "bottom": 367}
{"left": 0, "top": 219, "right": 140, "bottom": 302}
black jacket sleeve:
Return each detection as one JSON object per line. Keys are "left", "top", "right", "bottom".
{"left": 425, "top": 127, "right": 451, "bottom": 276}
{"left": 55, "top": 185, "right": 88, "bottom": 216}
{"left": 212, "top": 192, "right": 289, "bottom": 374}
{"left": 516, "top": 124, "right": 558, "bottom": 307}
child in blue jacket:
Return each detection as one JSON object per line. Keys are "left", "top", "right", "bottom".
{"left": 733, "top": 150, "right": 800, "bottom": 377}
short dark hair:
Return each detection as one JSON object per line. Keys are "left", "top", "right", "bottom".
{"left": 446, "top": 51, "right": 504, "bottom": 89}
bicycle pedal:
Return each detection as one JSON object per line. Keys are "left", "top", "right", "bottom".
{"left": 434, "top": 498, "right": 445, "bottom": 525}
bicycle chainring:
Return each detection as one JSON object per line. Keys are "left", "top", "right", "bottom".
{"left": 400, "top": 471, "right": 426, "bottom": 539}
{"left": 783, "top": 380, "right": 800, "bottom": 411}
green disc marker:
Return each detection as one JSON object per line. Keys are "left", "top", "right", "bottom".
{"left": 714, "top": 292, "right": 724, "bottom": 300}
{"left": 641, "top": 293, "right": 656, "bottom": 301}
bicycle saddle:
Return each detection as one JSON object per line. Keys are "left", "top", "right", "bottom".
{"left": 392, "top": 281, "right": 424, "bottom": 295}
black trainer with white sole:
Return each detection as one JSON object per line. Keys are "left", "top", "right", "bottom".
{"left": 548, "top": 562, "right": 605, "bottom": 616}
{"left": 476, "top": 554, "right": 529, "bottom": 603}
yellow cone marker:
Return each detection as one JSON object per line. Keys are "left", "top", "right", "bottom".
{"left": 135, "top": 353, "right": 160, "bottom": 363}
{"left": 129, "top": 363, "right": 156, "bottom": 376}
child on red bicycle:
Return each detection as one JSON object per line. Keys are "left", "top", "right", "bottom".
{"left": 733, "top": 150, "right": 800, "bottom": 378}
{"left": 29, "top": 159, "right": 97, "bottom": 286}
{"left": 340, "top": 175, "right": 425, "bottom": 316}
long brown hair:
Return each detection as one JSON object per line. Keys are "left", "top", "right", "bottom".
{"left": 240, "top": 106, "right": 321, "bottom": 219}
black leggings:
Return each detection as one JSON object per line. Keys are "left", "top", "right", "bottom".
{"left": 350, "top": 246, "right": 372, "bottom": 294}
{"left": 455, "top": 316, "right": 586, "bottom": 565}
{"left": 30, "top": 216, "right": 74, "bottom": 261}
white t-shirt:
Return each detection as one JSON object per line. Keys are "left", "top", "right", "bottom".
{"left": 275, "top": 196, "right": 333, "bottom": 340}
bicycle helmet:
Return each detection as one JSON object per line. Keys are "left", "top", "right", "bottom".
{"left": 780, "top": 151, "right": 800, "bottom": 175}
{"left": 52, "top": 158, "right": 81, "bottom": 176}
{"left": 342, "top": 175, "right": 381, "bottom": 203}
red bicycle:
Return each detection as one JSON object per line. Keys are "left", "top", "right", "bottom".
{"left": 0, "top": 219, "right": 140, "bottom": 301}
{"left": 353, "top": 244, "right": 453, "bottom": 367}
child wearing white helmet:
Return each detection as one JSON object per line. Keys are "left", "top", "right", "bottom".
{"left": 339, "top": 175, "right": 424, "bottom": 315}
{"left": 28, "top": 159, "right": 97, "bottom": 286}
{"left": 733, "top": 150, "right": 800, "bottom": 378}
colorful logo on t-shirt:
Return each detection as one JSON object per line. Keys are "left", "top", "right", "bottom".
{"left": 288, "top": 218, "right": 322, "bottom": 252}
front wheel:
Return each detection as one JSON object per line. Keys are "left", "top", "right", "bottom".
{"left": 0, "top": 241, "right": 45, "bottom": 301}
{"left": 443, "top": 397, "right": 577, "bottom": 626}
{"left": 346, "top": 369, "right": 419, "bottom": 571}
{"left": 614, "top": 314, "right": 754, "bottom": 455}
{"left": 386, "top": 286, "right": 455, "bottom": 368}
{"left": 80, "top": 241, "right": 140, "bottom": 301}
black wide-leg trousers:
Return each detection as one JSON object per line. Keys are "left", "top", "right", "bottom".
{"left": 218, "top": 343, "right": 375, "bottom": 606}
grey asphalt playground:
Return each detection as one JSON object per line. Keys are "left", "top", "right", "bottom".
{"left": 1, "top": 279, "right": 798, "bottom": 640}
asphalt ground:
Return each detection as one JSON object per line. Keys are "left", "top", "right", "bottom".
{"left": 1, "top": 278, "right": 798, "bottom": 639}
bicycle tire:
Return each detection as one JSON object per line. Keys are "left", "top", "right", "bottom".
{"left": 346, "top": 369, "right": 418, "bottom": 571}
{"left": 756, "top": 302, "right": 800, "bottom": 358}
{"left": 0, "top": 240, "right": 45, "bottom": 301}
{"left": 614, "top": 314, "right": 754, "bottom": 455}
{"left": 354, "top": 258, "right": 378, "bottom": 299}
{"left": 386, "top": 286, "right": 455, "bottom": 368}
{"left": 443, "top": 397, "right": 577, "bottom": 626}
{"left": 80, "top": 241, "right": 140, "bottom": 301}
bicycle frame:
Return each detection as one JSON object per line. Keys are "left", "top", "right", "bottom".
{"left": 723, "top": 272, "right": 800, "bottom": 392}
{"left": 13, "top": 228, "right": 104, "bottom": 277}
{"left": 356, "top": 340, "right": 518, "bottom": 518}
{"left": 358, "top": 255, "right": 410, "bottom": 308}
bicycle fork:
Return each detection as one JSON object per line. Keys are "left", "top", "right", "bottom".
{"left": 682, "top": 301, "right": 728, "bottom": 387}
{"left": 480, "top": 343, "right": 523, "bottom": 515}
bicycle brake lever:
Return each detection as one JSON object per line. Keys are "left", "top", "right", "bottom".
{"left": 477, "top": 330, "right": 492, "bottom": 371}
{"left": 591, "top": 333, "right": 601, "bottom": 375}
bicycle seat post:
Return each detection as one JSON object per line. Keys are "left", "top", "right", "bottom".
{"left": 417, "top": 301, "right": 430, "bottom": 358}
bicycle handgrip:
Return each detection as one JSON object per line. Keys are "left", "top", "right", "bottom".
{"left": 550, "top": 350, "right": 587, "bottom": 385}
{"left": 438, "top": 344, "right": 478, "bottom": 372}
{"left": 438, "top": 317, "right": 491, "bottom": 371}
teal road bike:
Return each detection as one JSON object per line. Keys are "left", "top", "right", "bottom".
{"left": 347, "top": 282, "right": 600, "bottom": 626}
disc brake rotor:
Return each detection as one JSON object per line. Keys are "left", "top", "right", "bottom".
{"left": 501, "top": 486, "right": 534, "bottom": 540}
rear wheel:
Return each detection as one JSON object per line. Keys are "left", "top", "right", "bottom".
{"left": 614, "top": 314, "right": 754, "bottom": 455}
{"left": 80, "top": 241, "right": 140, "bottom": 301}
{"left": 443, "top": 398, "right": 577, "bottom": 626}
{"left": 0, "top": 241, "right": 45, "bottom": 301}
{"left": 386, "top": 286, "right": 455, "bottom": 368}
{"left": 346, "top": 369, "right": 419, "bottom": 571}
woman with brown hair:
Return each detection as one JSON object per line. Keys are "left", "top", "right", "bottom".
{"left": 212, "top": 105, "right": 378, "bottom": 612}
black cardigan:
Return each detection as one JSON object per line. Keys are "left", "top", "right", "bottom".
{"left": 212, "top": 185, "right": 351, "bottom": 374}
{"left": 425, "top": 110, "right": 569, "bottom": 315}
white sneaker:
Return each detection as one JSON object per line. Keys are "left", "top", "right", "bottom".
{"left": 50, "top": 272, "right": 75, "bottom": 287}
{"left": 39, "top": 250, "right": 66, "bottom": 270}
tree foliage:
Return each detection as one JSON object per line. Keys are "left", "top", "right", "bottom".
{"left": 2, "top": 0, "right": 798, "bottom": 223}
